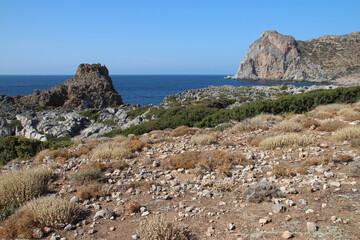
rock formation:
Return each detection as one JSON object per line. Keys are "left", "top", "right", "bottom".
{"left": 21, "top": 63, "right": 123, "bottom": 108}
{"left": 230, "top": 31, "right": 360, "bottom": 85}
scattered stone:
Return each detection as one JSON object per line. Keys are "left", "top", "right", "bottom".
{"left": 273, "top": 204, "right": 285, "bottom": 213}
{"left": 227, "top": 223, "right": 236, "bottom": 230}
{"left": 32, "top": 228, "right": 44, "bottom": 239}
{"left": 282, "top": 231, "right": 293, "bottom": 239}
{"left": 306, "top": 222, "right": 318, "bottom": 232}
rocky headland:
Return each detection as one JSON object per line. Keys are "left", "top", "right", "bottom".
{"left": 20, "top": 63, "right": 123, "bottom": 108}
{"left": 229, "top": 31, "right": 360, "bottom": 85}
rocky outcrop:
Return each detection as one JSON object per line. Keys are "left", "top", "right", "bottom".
{"left": 21, "top": 64, "right": 123, "bottom": 108}
{"left": 230, "top": 31, "right": 360, "bottom": 85}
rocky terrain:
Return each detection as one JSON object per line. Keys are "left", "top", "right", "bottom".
{"left": 0, "top": 83, "right": 338, "bottom": 141}
{"left": 229, "top": 31, "right": 360, "bottom": 85}
{"left": 20, "top": 63, "right": 123, "bottom": 108}
{"left": 0, "top": 101, "right": 359, "bottom": 240}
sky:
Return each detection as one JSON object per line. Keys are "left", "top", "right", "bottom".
{"left": 0, "top": 0, "right": 359, "bottom": 75}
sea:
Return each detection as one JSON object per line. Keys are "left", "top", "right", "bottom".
{"left": 0, "top": 75, "right": 320, "bottom": 107}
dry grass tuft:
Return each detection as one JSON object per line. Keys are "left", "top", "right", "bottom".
{"left": 198, "top": 150, "right": 232, "bottom": 175}
{"left": 92, "top": 141, "right": 131, "bottom": 161}
{"left": 0, "top": 167, "right": 51, "bottom": 208}
{"left": 296, "top": 167, "right": 308, "bottom": 175}
{"left": 138, "top": 215, "right": 188, "bottom": 240}
{"left": 125, "top": 140, "right": 151, "bottom": 152}
{"left": 311, "top": 111, "right": 333, "bottom": 120}
{"left": 243, "top": 181, "right": 283, "bottom": 203}
{"left": 333, "top": 154, "right": 353, "bottom": 163}
{"left": 274, "top": 165, "right": 294, "bottom": 178}
{"left": 77, "top": 182, "right": 105, "bottom": 200}
{"left": 212, "top": 180, "right": 236, "bottom": 192}
{"left": 23, "top": 196, "right": 80, "bottom": 228}
{"left": 130, "top": 180, "right": 155, "bottom": 190}
{"left": 248, "top": 135, "right": 267, "bottom": 147}
{"left": 80, "top": 162, "right": 108, "bottom": 172}
{"left": 71, "top": 168, "right": 102, "bottom": 185}
{"left": 303, "top": 119, "right": 321, "bottom": 129}
{"left": 272, "top": 121, "right": 302, "bottom": 132}
{"left": 189, "top": 134, "right": 217, "bottom": 145}
{"left": 0, "top": 210, "right": 37, "bottom": 239}
{"left": 304, "top": 156, "right": 330, "bottom": 166}
{"left": 254, "top": 114, "right": 283, "bottom": 122}
{"left": 259, "top": 134, "right": 316, "bottom": 150}
{"left": 313, "top": 104, "right": 347, "bottom": 114}
{"left": 170, "top": 151, "right": 202, "bottom": 169}
{"left": 127, "top": 201, "right": 141, "bottom": 213}
{"left": 337, "top": 108, "right": 360, "bottom": 121}
{"left": 317, "top": 120, "right": 349, "bottom": 132}
{"left": 170, "top": 126, "right": 197, "bottom": 137}
{"left": 230, "top": 117, "right": 269, "bottom": 133}
{"left": 334, "top": 126, "right": 360, "bottom": 141}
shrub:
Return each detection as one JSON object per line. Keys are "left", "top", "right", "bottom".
{"left": 333, "top": 154, "right": 353, "bottom": 163}
{"left": 70, "top": 168, "right": 102, "bottom": 185}
{"left": 80, "top": 162, "right": 108, "bottom": 172}
{"left": 8, "top": 120, "right": 23, "bottom": 131}
{"left": 127, "top": 106, "right": 150, "bottom": 120}
{"left": 0, "top": 210, "right": 36, "bottom": 239}
{"left": 259, "top": 134, "right": 316, "bottom": 150}
{"left": 198, "top": 150, "right": 233, "bottom": 175}
{"left": 80, "top": 109, "right": 100, "bottom": 121}
{"left": 212, "top": 180, "right": 236, "bottom": 192}
{"left": 303, "top": 119, "right": 321, "bottom": 129}
{"left": 313, "top": 103, "right": 347, "bottom": 114}
{"left": 56, "top": 116, "right": 65, "bottom": 121}
{"left": 0, "top": 136, "right": 44, "bottom": 165}
{"left": 311, "top": 111, "right": 333, "bottom": 120}
{"left": 170, "top": 151, "right": 202, "bottom": 169}
{"left": 272, "top": 121, "right": 302, "bottom": 132}
{"left": 138, "top": 215, "right": 188, "bottom": 240}
{"left": 100, "top": 119, "right": 117, "bottom": 126}
{"left": 189, "top": 134, "right": 217, "bottom": 145}
{"left": 125, "top": 140, "right": 151, "bottom": 152}
{"left": 22, "top": 197, "right": 80, "bottom": 227}
{"left": 347, "top": 161, "right": 360, "bottom": 177}
{"left": 92, "top": 141, "right": 131, "bottom": 161}
{"left": 243, "top": 181, "right": 283, "bottom": 203}
{"left": 317, "top": 120, "right": 348, "bottom": 132}
{"left": 334, "top": 126, "right": 360, "bottom": 141}
{"left": 127, "top": 201, "right": 141, "bottom": 213}
{"left": 248, "top": 135, "right": 266, "bottom": 147}
{"left": 169, "top": 126, "right": 196, "bottom": 137}
{"left": 296, "top": 167, "right": 308, "bottom": 175}
{"left": 0, "top": 167, "right": 51, "bottom": 210}
{"left": 230, "top": 117, "right": 268, "bottom": 132}
{"left": 77, "top": 182, "right": 105, "bottom": 200}
{"left": 274, "top": 166, "right": 294, "bottom": 178}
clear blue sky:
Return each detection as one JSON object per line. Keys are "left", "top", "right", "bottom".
{"left": 0, "top": 0, "right": 359, "bottom": 75}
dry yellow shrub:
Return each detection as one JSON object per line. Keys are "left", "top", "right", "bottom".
{"left": 170, "top": 151, "right": 201, "bottom": 169}
{"left": 273, "top": 121, "right": 302, "bottom": 132}
{"left": 317, "top": 120, "right": 348, "bottom": 132}
{"left": 169, "top": 126, "right": 197, "bottom": 137}
{"left": 189, "top": 134, "right": 217, "bottom": 145}
{"left": 127, "top": 201, "right": 141, "bottom": 213}
{"left": 302, "top": 119, "right": 321, "bottom": 129}
{"left": 23, "top": 196, "right": 80, "bottom": 228}
{"left": 230, "top": 117, "right": 268, "bottom": 133}
{"left": 77, "top": 182, "right": 104, "bottom": 200}
{"left": 0, "top": 210, "right": 37, "bottom": 239}
{"left": 125, "top": 140, "right": 151, "bottom": 152}
{"left": 334, "top": 126, "right": 360, "bottom": 141}
{"left": 0, "top": 167, "right": 51, "bottom": 207}
{"left": 92, "top": 141, "right": 131, "bottom": 161}
{"left": 259, "top": 134, "right": 316, "bottom": 150}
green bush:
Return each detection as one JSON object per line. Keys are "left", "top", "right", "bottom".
{"left": 9, "top": 120, "right": 23, "bottom": 132}
{"left": 79, "top": 110, "right": 100, "bottom": 121}
{"left": 127, "top": 106, "right": 150, "bottom": 120}
{"left": 100, "top": 119, "right": 117, "bottom": 126}
{"left": 56, "top": 116, "right": 65, "bottom": 121}
{"left": 104, "top": 86, "right": 360, "bottom": 137}
{"left": 0, "top": 136, "right": 44, "bottom": 165}
{"left": 34, "top": 106, "right": 47, "bottom": 112}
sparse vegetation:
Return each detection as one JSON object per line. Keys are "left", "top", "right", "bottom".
{"left": 92, "top": 141, "right": 131, "bottom": 161}
{"left": 125, "top": 140, "right": 151, "bottom": 152}
{"left": 77, "top": 182, "right": 105, "bottom": 200}
{"left": 243, "top": 181, "right": 283, "bottom": 203}
{"left": 22, "top": 196, "right": 80, "bottom": 227}
{"left": 169, "top": 126, "right": 197, "bottom": 137}
{"left": 272, "top": 121, "right": 302, "bottom": 132}
{"left": 70, "top": 167, "right": 102, "bottom": 185}
{"left": 138, "top": 215, "right": 188, "bottom": 240}
{"left": 230, "top": 117, "right": 269, "bottom": 132}
{"left": 259, "top": 134, "right": 316, "bottom": 149}
{"left": 189, "top": 134, "right": 217, "bottom": 145}
{"left": 0, "top": 167, "right": 51, "bottom": 219}
{"left": 334, "top": 126, "right": 360, "bottom": 141}
{"left": 317, "top": 120, "right": 348, "bottom": 132}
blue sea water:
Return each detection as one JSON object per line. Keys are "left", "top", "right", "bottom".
{"left": 0, "top": 75, "right": 320, "bottom": 106}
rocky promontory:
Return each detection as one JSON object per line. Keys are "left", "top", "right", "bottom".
{"left": 230, "top": 31, "right": 360, "bottom": 85}
{"left": 20, "top": 63, "right": 123, "bottom": 108}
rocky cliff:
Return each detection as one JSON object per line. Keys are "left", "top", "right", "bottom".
{"left": 230, "top": 31, "right": 360, "bottom": 85}
{"left": 21, "top": 63, "right": 123, "bottom": 108}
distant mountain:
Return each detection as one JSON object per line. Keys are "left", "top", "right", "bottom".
{"left": 229, "top": 31, "right": 360, "bottom": 85}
